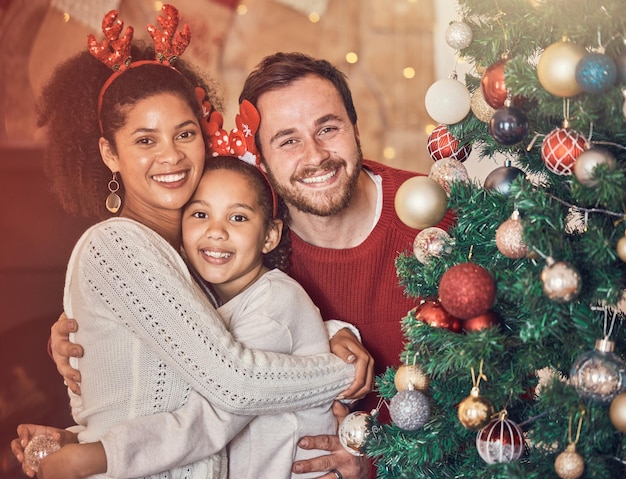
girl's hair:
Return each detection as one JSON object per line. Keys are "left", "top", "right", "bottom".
{"left": 38, "top": 43, "right": 222, "bottom": 220}
{"left": 203, "top": 156, "right": 291, "bottom": 271}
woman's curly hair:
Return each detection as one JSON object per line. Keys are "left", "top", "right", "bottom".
{"left": 38, "top": 43, "right": 222, "bottom": 221}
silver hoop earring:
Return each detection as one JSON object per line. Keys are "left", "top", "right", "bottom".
{"left": 106, "top": 172, "right": 122, "bottom": 214}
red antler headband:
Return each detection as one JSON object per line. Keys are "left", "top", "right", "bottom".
{"left": 196, "top": 92, "right": 278, "bottom": 219}
{"left": 88, "top": 4, "right": 191, "bottom": 134}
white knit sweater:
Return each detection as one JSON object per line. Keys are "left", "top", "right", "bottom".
{"left": 64, "top": 218, "right": 354, "bottom": 478}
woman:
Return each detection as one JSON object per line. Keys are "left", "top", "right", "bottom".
{"left": 11, "top": 6, "right": 370, "bottom": 478}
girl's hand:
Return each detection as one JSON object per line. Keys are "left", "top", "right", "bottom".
{"left": 330, "top": 328, "right": 374, "bottom": 400}
{"left": 10, "top": 424, "right": 77, "bottom": 477}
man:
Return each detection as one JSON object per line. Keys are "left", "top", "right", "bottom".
{"left": 51, "top": 52, "right": 455, "bottom": 478}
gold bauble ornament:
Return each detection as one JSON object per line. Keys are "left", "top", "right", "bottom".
{"left": 610, "top": 392, "right": 626, "bottom": 432}
{"left": 471, "top": 88, "right": 496, "bottom": 123}
{"left": 537, "top": 38, "right": 586, "bottom": 97}
{"left": 457, "top": 386, "right": 494, "bottom": 430}
{"left": 394, "top": 364, "right": 429, "bottom": 391}
{"left": 616, "top": 235, "right": 626, "bottom": 263}
{"left": 395, "top": 176, "right": 448, "bottom": 229}
{"left": 554, "top": 444, "right": 585, "bottom": 479}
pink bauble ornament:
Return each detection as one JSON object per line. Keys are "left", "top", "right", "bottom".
{"left": 429, "top": 157, "right": 469, "bottom": 194}
{"left": 413, "top": 227, "right": 453, "bottom": 264}
{"left": 395, "top": 177, "right": 448, "bottom": 230}
{"left": 425, "top": 78, "right": 471, "bottom": 125}
{"left": 427, "top": 124, "right": 472, "bottom": 162}
{"left": 541, "top": 127, "right": 589, "bottom": 175}
{"left": 476, "top": 414, "right": 525, "bottom": 463}
{"left": 438, "top": 262, "right": 496, "bottom": 320}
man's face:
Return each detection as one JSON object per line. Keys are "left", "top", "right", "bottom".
{"left": 256, "top": 75, "right": 362, "bottom": 217}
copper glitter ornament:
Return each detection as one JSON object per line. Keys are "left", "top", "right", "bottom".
{"left": 495, "top": 210, "right": 528, "bottom": 259}
{"left": 554, "top": 444, "right": 585, "bottom": 479}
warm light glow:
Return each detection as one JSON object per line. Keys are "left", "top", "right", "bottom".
{"left": 383, "top": 147, "right": 396, "bottom": 160}
{"left": 309, "top": 12, "right": 320, "bottom": 23}
{"left": 425, "top": 124, "right": 436, "bottom": 135}
{"left": 63, "top": 12, "right": 70, "bottom": 23}
{"left": 237, "top": 4, "right": 249, "bottom": 15}
{"left": 403, "top": 67, "right": 416, "bottom": 79}
{"left": 154, "top": 1, "right": 164, "bottom": 11}
{"left": 346, "top": 52, "right": 359, "bottom": 64}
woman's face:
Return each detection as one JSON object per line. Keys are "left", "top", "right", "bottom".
{"left": 101, "top": 92, "right": 205, "bottom": 219}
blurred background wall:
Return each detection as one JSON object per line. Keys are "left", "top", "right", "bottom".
{"left": 0, "top": 0, "right": 489, "bottom": 475}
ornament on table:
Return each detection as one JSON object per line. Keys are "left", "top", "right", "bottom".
{"left": 541, "top": 123, "right": 589, "bottom": 175}
{"left": 554, "top": 411, "right": 586, "bottom": 479}
{"left": 438, "top": 262, "right": 496, "bottom": 320}
{"left": 573, "top": 146, "right": 616, "bottom": 187}
{"left": 616, "top": 233, "right": 626, "bottom": 263}
{"left": 570, "top": 337, "right": 626, "bottom": 405}
{"left": 427, "top": 124, "right": 472, "bottom": 162}
{"left": 413, "top": 227, "right": 453, "bottom": 264}
{"left": 495, "top": 209, "right": 528, "bottom": 259}
{"left": 413, "top": 298, "right": 462, "bottom": 333}
{"left": 481, "top": 57, "right": 510, "bottom": 109}
{"left": 476, "top": 409, "right": 525, "bottom": 463}
{"left": 429, "top": 157, "right": 469, "bottom": 194}
{"left": 488, "top": 98, "right": 529, "bottom": 146}
{"left": 540, "top": 257, "right": 581, "bottom": 303}
{"left": 575, "top": 51, "right": 617, "bottom": 94}
{"left": 338, "top": 409, "right": 377, "bottom": 456}
{"left": 445, "top": 19, "right": 473, "bottom": 50}
{"left": 458, "top": 360, "right": 495, "bottom": 430}
{"left": 537, "top": 37, "right": 586, "bottom": 97}
{"left": 483, "top": 159, "right": 525, "bottom": 195}
{"left": 471, "top": 88, "right": 496, "bottom": 123}
{"left": 395, "top": 362, "right": 430, "bottom": 392}
{"left": 24, "top": 435, "right": 61, "bottom": 472}
{"left": 395, "top": 176, "right": 448, "bottom": 230}
{"left": 389, "top": 387, "right": 431, "bottom": 431}
{"left": 609, "top": 391, "right": 626, "bottom": 432}
{"left": 463, "top": 310, "right": 501, "bottom": 332}
{"left": 425, "top": 75, "right": 471, "bottom": 125}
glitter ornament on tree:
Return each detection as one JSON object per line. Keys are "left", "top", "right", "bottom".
{"left": 395, "top": 363, "right": 429, "bottom": 392}
{"left": 541, "top": 126, "right": 589, "bottom": 175}
{"left": 413, "top": 227, "right": 453, "bottom": 264}
{"left": 537, "top": 38, "right": 586, "bottom": 97}
{"left": 389, "top": 389, "right": 431, "bottom": 431}
{"left": 470, "top": 88, "right": 495, "bottom": 122}
{"left": 554, "top": 444, "right": 585, "bottom": 479}
{"left": 609, "top": 392, "right": 626, "bottom": 432}
{"left": 429, "top": 157, "right": 469, "bottom": 194}
{"left": 427, "top": 124, "right": 472, "bottom": 162}
{"left": 338, "top": 410, "right": 373, "bottom": 456}
{"left": 24, "top": 435, "right": 61, "bottom": 472}
{"left": 483, "top": 160, "right": 525, "bottom": 195}
{"left": 570, "top": 338, "right": 626, "bottom": 404}
{"left": 394, "top": 176, "right": 448, "bottom": 230}
{"left": 489, "top": 103, "right": 528, "bottom": 146}
{"left": 445, "top": 20, "right": 473, "bottom": 50}
{"left": 475, "top": 411, "right": 525, "bottom": 464}
{"left": 575, "top": 52, "right": 617, "bottom": 94}
{"left": 540, "top": 258, "right": 581, "bottom": 303}
{"left": 573, "top": 146, "right": 616, "bottom": 187}
{"left": 458, "top": 387, "right": 495, "bottom": 430}
{"left": 495, "top": 210, "right": 528, "bottom": 259}
{"left": 413, "top": 299, "right": 462, "bottom": 333}
{"left": 425, "top": 78, "right": 471, "bottom": 125}
{"left": 438, "top": 262, "right": 496, "bottom": 320}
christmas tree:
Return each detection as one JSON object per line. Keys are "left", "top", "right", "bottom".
{"left": 349, "top": 0, "right": 626, "bottom": 477}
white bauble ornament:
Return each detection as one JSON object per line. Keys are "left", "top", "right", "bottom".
{"left": 338, "top": 410, "right": 372, "bottom": 456}
{"left": 425, "top": 78, "right": 471, "bottom": 125}
{"left": 395, "top": 177, "right": 448, "bottom": 229}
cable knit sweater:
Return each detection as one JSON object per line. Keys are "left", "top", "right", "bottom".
{"left": 64, "top": 218, "right": 354, "bottom": 478}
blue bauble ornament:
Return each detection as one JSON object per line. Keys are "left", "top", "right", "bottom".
{"left": 575, "top": 53, "right": 617, "bottom": 94}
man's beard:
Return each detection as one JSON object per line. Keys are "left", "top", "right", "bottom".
{"left": 266, "top": 146, "right": 363, "bottom": 217}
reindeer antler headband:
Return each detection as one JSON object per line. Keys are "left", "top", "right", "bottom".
{"left": 88, "top": 4, "right": 191, "bottom": 134}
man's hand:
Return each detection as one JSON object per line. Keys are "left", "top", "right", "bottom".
{"left": 50, "top": 312, "right": 83, "bottom": 394}
{"left": 330, "top": 328, "right": 374, "bottom": 400}
{"left": 292, "top": 402, "right": 371, "bottom": 479}
{"left": 10, "top": 424, "right": 78, "bottom": 478}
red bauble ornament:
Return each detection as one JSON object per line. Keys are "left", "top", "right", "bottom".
{"left": 476, "top": 414, "right": 525, "bottom": 464}
{"left": 427, "top": 124, "right": 472, "bottom": 162}
{"left": 462, "top": 310, "right": 501, "bottom": 332}
{"left": 438, "top": 262, "right": 496, "bottom": 320}
{"left": 541, "top": 127, "right": 589, "bottom": 175}
{"left": 481, "top": 59, "right": 509, "bottom": 109}
{"left": 414, "top": 299, "right": 462, "bottom": 333}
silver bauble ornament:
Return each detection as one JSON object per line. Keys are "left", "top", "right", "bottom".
{"left": 484, "top": 162, "right": 525, "bottom": 195}
{"left": 445, "top": 21, "right": 473, "bottom": 50}
{"left": 389, "top": 389, "right": 430, "bottom": 431}
{"left": 573, "top": 146, "right": 615, "bottom": 187}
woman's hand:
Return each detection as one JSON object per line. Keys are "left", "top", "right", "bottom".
{"left": 50, "top": 312, "right": 83, "bottom": 394}
{"left": 330, "top": 328, "right": 374, "bottom": 400}
{"left": 10, "top": 424, "right": 78, "bottom": 477}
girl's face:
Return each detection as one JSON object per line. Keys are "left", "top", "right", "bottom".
{"left": 100, "top": 92, "right": 205, "bottom": 221}
{"left": 182, "top": 167, "right": 281, "bottom": 303}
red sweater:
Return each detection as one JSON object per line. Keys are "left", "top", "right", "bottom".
{"left": 288, "top": 160, "right": 456, "bottom": 419}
